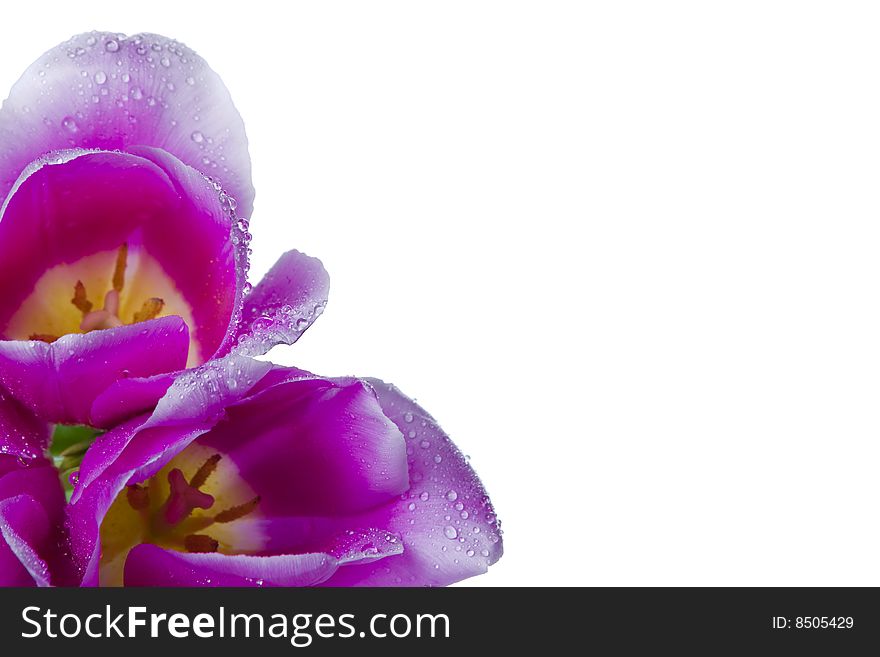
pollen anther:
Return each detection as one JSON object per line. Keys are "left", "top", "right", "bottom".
{"left": 126, "top": 484, "right": 150, "bottom": 511}
{"left": 184, "top": 534, "right": 220, "bottom": 553}
{"left": 214, "top": 496, "right": 261, "bottom": 523}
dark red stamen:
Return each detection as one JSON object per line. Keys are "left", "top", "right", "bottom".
{"left": 126, "top": 484, "right": 150, "bottom": 510}
{"left": 184, "top": 534, "right": 219, "bottom": 553}
{"left": 113, "top": 243, "right": 128, "bottom": 293}
{"left": 71, "top": 280, "right": 93, "bottom": 315}
{"left": 214, "top": 496, "right": 261, "bottom": 523}
{"left": 190, "top": 454, "right": 222, "bottom": 489}
{"left": 132, "top": 297, "right": 165, "bottom": 323}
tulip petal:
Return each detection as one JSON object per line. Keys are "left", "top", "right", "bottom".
{"left": 125, "top": 544, "right": 349, "bottom": 587}
{"left": 123, "top": 526, "right": 404, "bottom": 587}
{"left": 0, "top": 495, "right": 52, "bottom": 586}
{"left": 234, "top": 250, "right": 330, "bottom": 356}
{"left": 64, "top": 466, "right": 132, "bottom": 587}
{"left": 0, "top": 456, "right": 65, "bottom": 587}
{"left": 126, "top": 145, "right": 251, "bottom": 360}
{"left": 200, "top": 375, "right": 408, "bottom": 516}
{"left": 73, "top": 354, "right": 272, "bottom": 504}
{"left": 0, "top": 316, "right": 189, "bottom": 425}
{"left": 0, "top": 386, "right": 50, "bottom": 460}
{"left": 320, "top": 380, "right": 503, "bottom": 586}
{"left": 89, "top": 372, "right": 175, "bottom": 429}
{"left": 0, "top": 31, "right": 253, "bottom": 217}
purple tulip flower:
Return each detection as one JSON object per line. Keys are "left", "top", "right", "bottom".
{"left": 66, "top": 356, "right": 502, "bottom": 587}
{"left": 0, "top": 31, "right": 502, "bottom": 588}
{"left": 0, "top": 32, "right": 326, "bottom": 426}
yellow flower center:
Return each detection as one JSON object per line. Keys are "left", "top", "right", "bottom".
{"left": 6, "top": 244, "right": 201, "bottom": 365}
{"left": 99, "top": 443, "right": 264, "bottom": 586}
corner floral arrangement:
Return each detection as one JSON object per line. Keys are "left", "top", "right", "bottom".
{"left": 0, "top": 32, "right": 501, "bottom": 587}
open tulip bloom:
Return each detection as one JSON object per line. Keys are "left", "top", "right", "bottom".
{"left": 0, "top": 32, "right": 501, "bottom": 586}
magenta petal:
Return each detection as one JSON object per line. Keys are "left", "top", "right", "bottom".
{"left": 0, "top": 316, "right": 189, "bottom": 425}
{"left": 122, "top": 525, "right": 405, "bottom": 587}
{"left": 0, "top": 32, "right": 253, "bottom": 217}
{"left": 126, "top": 146, "right": 250, "bottom": 360}
{"left": 0, "top": 457, "right": 64, "bottom": 520}
{"left": 78, "top": 366, "right": 406, "bottom": 516}
{"left": 321, "top": 380, "right": 503, "bottom": 587}
{"left": 0, "top": 386, "right": 50, "bottom": 459}
{"left": 124, "top": 544, "right": 344, "bottom": 587}
{"left": 0, "top": 456, "right": 65, "bottom": 587}
{"left": 0, "top": 495, "right": 53, "bottom": 586}
{"left": 73, "top": 355, "right": 272, "bottom": 503}
{"left": 70, "top": 415, "right": 150, "bottom": 508}
{"left": 65, "top": 467, "right": 131, "bottom": 587}
{"left": 89, "top": 373, "right": 175, "bottom": 429}
{"left": 234, "top": 250, "right": 330, "bottom": 356}
{"left": 201, "top": 375, "right": 408, "bottom": 516}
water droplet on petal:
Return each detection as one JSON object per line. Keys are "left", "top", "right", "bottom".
{"left": 444, "top": 526, "right": 458, "bottom": 540}
{"left": 61, "top": 116, "right": 78, "bottom": 133}
{"left": 446, "top": 490, "right": 458, "bottom": 501}
{"left": 94, "top": 71, "right": 107, "bottom": 84}
{"left": 191, "top": 130, "right": 204, "bottom": 143}
{"left": 105, "top": 39, "right": 120, "bottom": 53}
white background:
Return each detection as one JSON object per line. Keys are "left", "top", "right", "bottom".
{"left": 3, "top": 2, "right": 880, "bottom": 586}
